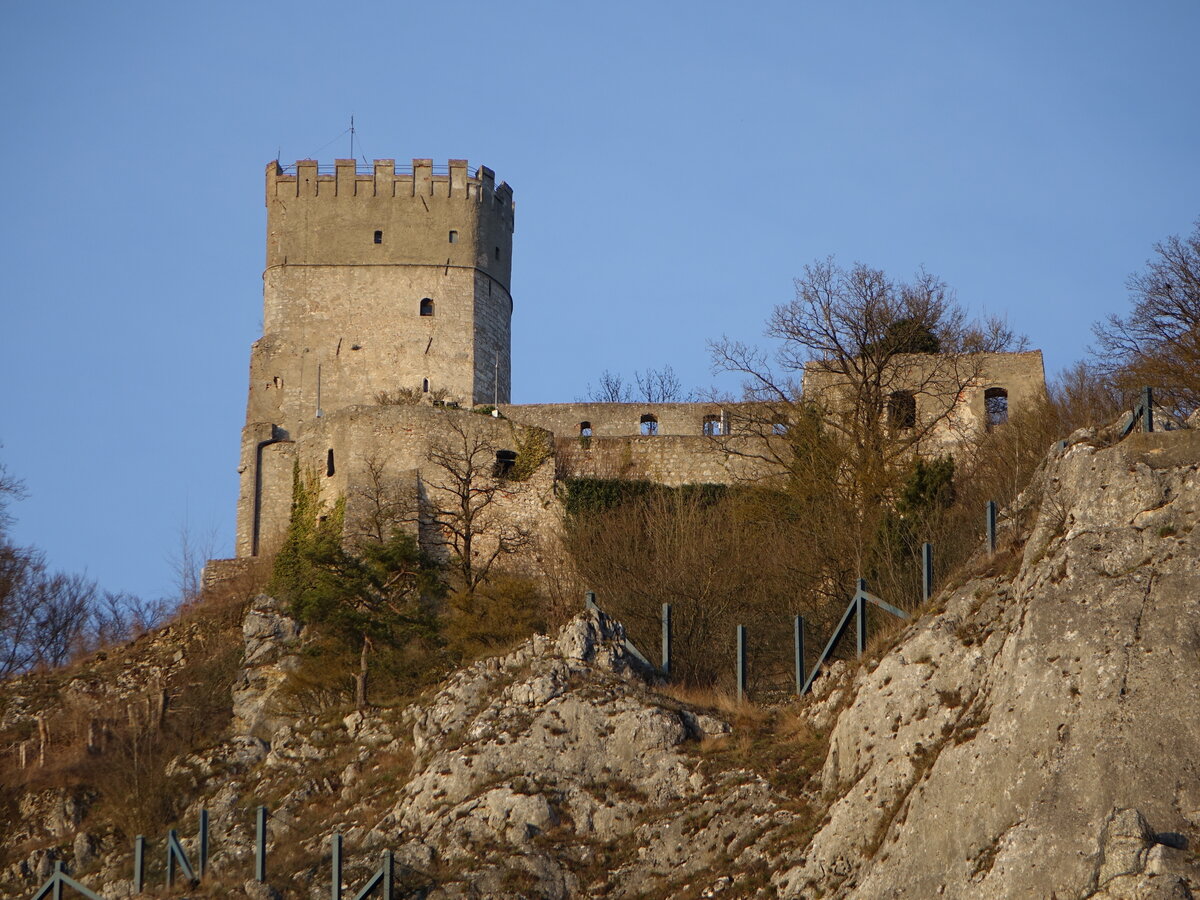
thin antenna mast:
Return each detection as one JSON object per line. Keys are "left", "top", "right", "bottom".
{"left": 349, "top": 115, "right": 355, "bottom": 161}
{"left": 494, "top": 350, "right": 500, "bottom": 406}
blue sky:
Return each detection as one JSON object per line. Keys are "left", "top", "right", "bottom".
{"left": 1, "top": 1, "right": 1197, "bottom": 601}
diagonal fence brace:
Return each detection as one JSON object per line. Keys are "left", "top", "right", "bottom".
{"left": 350, "top": 850, "right": 394, "bottom": 900}
{"left": 1120, "top": 386, "right": 1155, "bottom": 437}
{"left": 31, "top": 861, "right": 106, "bottom": 900}
{"left": 801, "top": 579, "right": 909, "bottom": 695}
{"left": 166, "top": 828, "right": 197, "bottom": 886}
{"left": 584, "top": 591, "right": 655, "bottom": 670}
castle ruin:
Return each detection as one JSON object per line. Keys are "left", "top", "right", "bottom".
{"left": 214, "top": 158, "right": 1047, "bottom": 575}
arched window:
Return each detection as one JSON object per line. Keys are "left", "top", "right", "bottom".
{"left": 422, "top": 378, "right": 429, "bottom": 393}
{"left": 887, "top": 391, "right": 917, "bottom": 430}
{"left": 448, "top": 230, "right": 458, "bottom": 243}
{"left": 640, "top": 413, "right": 659, "bottom": 436}
{"left": 326, "top": 448, "right": 335, "bottom": 477}
{"left": 494, "top": 449, "right": 517, "bottom": 478}
{"left": 985, "top": 387, "right": 1009, "bottom": 430}
{"left": 420, "top": 298, "right": 435, "bottom": 316}
{"left": 579, "top": 421, "right": 592, "bottom": 437}
{"left": 702, "top": 414, "right": 724, "bottom": 436}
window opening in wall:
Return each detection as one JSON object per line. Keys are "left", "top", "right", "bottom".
{"left": 422, "top": 378, "right": 430, "bottom": 393}
{"left": 985, "top": 387, "right": 1009, "bottom": 430}
{"left": 326, "top": 449, "right": 335, "bottom": 477}
{"left": 579, "top": 422, "right": 592, "bottom": 437}
{"left": 494, "top": 449, "right": 517, "bottom": 478}
{"left": 420, "top": 298, "right": 435, "bottom": 316}
{"left": 373, "top": 230, "right": 383, "bottom": 244}
{"left": 887, "top": 391, "right": 917, "bottom": 430}
{"left": 702, "top": 414, "right": 724, "bottom": 436}
{"left": 448, "top": 230, "right": 458, "bottom": 243}
{"left": 494, "top": 246, "right": 501, "bottom": 260}
{"left": 640, "top": 414, "right": 659, "bottom": 436}
{"left": 771, "top": 419, "right": 788, "bottom": 435}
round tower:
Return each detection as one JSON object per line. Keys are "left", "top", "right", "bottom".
{"left": 235, "top": 158, "right": 514, "bottom": 556}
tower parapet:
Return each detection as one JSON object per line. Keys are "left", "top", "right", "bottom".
{"left": 265, "top": 158, "right": 514, "bottom": 290}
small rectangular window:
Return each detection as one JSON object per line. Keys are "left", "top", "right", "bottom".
{"left": 448, "top": 230, "right": 458, "bottom": 243}
{"left": 373, "top": 230, "right": 383, "bottom": 244}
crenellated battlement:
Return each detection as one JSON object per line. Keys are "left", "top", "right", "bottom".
{"left": 267, "top": 158, "right": 514, "bottom": 215}
{"left": 264, "top": 156, "right": 515, "bottom": 287}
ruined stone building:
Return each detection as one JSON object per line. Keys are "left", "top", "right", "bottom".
{"left": 208, "top": 158, "right": 1046, "bottom": 579}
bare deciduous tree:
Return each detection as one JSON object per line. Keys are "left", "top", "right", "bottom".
{"left": 700, "top": 256, "right": 1032, "bottom": 600}
{"left": 1, "top": 458, "right": 168, "bottom": 678}
{"left": 585, "top": 365, "right": 691, "bottom": 403}
{"left": 350, "top": 455, "right": 417, "bottom": 545}
{"left": 715, "top": 258, "right": 1024, "bottom": 458}
{"left": 1092, "top": 219, "right": 1200, "bottom": 416}
{"left": 422, "top": 417, "right": 532, "bottom": 591}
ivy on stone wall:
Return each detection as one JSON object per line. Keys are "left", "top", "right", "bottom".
{"left": 269, "top": 462, "right": 345, "bottom": 605}
{"left": 507, "top": 425, "right": 553, "bottom": 481}
{"left": 561, "top": 477, "right": 728, "bottom": 518}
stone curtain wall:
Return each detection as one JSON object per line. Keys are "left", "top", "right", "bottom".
{"left": 504, "top": 402, "right": 740, "bottom": 439}
{"left": 555, "top": 435, "right": 772, "bottom": 486}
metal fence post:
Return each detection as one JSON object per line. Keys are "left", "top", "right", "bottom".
{"left": 382, "top": 849, "right": 394, "bottom": 900}
{"left": 134, "top": 835, "right": 145, "bottom": 893}
{"left": 255, "top": 805, "right": 267, "bottom": 883}
{"left": 986, "top": 501, "right": 997, "bottom": 554}
{"left": 166, "top": 829, "right": 177, "bottom": 888}
{"left": 661, "top": 603, "right": 672, "bottom": 678}
{"left": 855, "top": 579, "right": 868, "bottom": 658}
{"left": 1142, "top": 386, "right": 1154, "bottom": 433}
{"left": 331, "top": 833, "right": 342, "bottom": 900}
{"left": 921, "top": 542, "right": 934, "bottom": 603}
{"left": 736, "top": 625, "right": 747, "bottom": 703}
{"left": 199, "top": 808, "right": 209, "bottom": 880}
{"left": 794, "top": 615, "right": 805, "bottom": 696}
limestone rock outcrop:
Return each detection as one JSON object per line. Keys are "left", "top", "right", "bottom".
{"left": 231, "top": 593, "right": 301, "bottom": 740}
{"left": 777, "top": 428, "right": 1200, "bottom": 899}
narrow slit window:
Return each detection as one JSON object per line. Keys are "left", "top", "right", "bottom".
{"left": 985, "top": 387, "right": 1009, "bottom": 430}
{"left": 887, "top": 391, "right": 917, "bottom": 430}
{"left": 448, "top": 230, "right": 458, "bottom": 243}
{"left": 640, "top": 414, "right": 659, "bottom": 436}
{"left": 373, "top": 230, "right": 383, "bottom": 244}
{"left": 494, "top": 246, "right": 501, "bottom": 260}
{"left": 420, "top": 298, "right": 435, "bottom": 316}
{"left": 422, "top": 378, "right": 430, "bottom": 393}
{"left": 326, "top": 448, "right": 335, "bottom": 477}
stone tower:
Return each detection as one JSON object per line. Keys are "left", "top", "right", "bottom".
{"left": 235, "top": 158, "right": 515, "bottom": 557}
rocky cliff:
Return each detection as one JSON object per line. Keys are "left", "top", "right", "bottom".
{"left": 777, "top": 427, "right": 1200, "bottom": 898}
{"left": 1, "top": 426, "right": 1198, "bottom": 899}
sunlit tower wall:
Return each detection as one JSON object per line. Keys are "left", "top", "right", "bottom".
{"left": 234, "top": 158, "right": 515, "bottom": 558}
